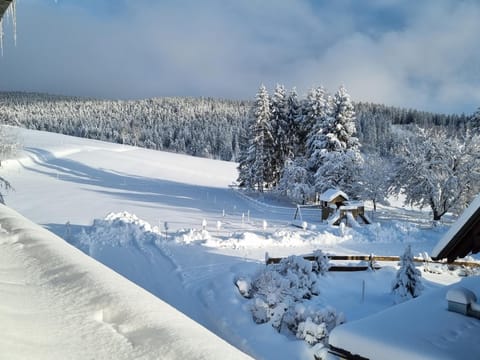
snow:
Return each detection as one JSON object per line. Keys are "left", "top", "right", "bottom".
{"left": 328, "top": 276, "right": 480, "bottom": 360}
{"left": 446, "top": 287, "right": 477, "bottom": 304}
{"left": 0, "top": 127, "right": 477, "bottom": 359}
{"left": 431, "top": 193, "right": 480, "bottom": 259}
{"left": 319, "top": 189, "right": 349, "bottom": 202}
{"left": 0, "top": 203, "right": 251, "bottom": 360}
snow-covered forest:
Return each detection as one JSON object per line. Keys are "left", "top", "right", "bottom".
{"left": 0, "top": 92, "right": 250, "bottom": 161}
{"left": 237, "top": 85, "right": 480, "bottom": 221}
{"left": 0, "top": 91, "right": 472, "bottom": 161}
{"left": 1, "top": 90, "right": 479, "bottom": 220}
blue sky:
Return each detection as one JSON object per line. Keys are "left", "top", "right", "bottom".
{"left": 1, "top": 0, "right": 479, "bottom": 114}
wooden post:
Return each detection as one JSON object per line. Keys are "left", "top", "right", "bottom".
{"left": 361, "top": 280, "right": 365, "bottom": 303}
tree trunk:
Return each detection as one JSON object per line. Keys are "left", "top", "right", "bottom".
{"left": 432, "top": 208, "right": 442, "bottom": 221}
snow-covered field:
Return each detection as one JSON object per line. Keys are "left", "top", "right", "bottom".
{"left": 0, "top": 127, "right": 474, "bottom": 359}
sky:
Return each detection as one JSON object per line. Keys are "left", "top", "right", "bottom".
{"left": 0, "top": 0, "right": 479, "bottom": 114}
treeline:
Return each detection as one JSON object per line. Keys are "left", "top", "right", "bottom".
{"left": 0, "top": 92, "right": 250, "bottom": 161}
{"left": 0, "top": 91, "right": 472, "bottom": 163}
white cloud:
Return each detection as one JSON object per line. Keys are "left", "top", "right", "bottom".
{"left": 0, "top": 0, "right": 479, "bottom": 113}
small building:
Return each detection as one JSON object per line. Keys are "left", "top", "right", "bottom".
{"left": 320, "top": 189, "right": 370, "bottom": 225}
{"left": 320, "top": 189, "right": 349, "bottom": 221}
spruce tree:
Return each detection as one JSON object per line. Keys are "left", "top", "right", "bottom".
{"left": 313, "top": 86, "right": 363, "bottom": 195}
{"left": 270, "top": 84, "right": 289, "bottom": 187}
{"left": 391, "top": 245, "right": 424, "bottom": 303}
{"left": 249, "top": 84, "right": 274, "bottom": 192}
{"left": 286, "top": 88, "right": 301, "bottom": 157}
{"left": 304, "top": 87, "right": 331, "bottom": 175}
{"left": 471, "top": 107, "right": 480, "bottom": 132}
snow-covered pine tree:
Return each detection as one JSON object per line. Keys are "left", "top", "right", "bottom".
{"left": 313, "top": 86, "right": 363, "bottom": 195}
{"left": 470, "top": 107, "right": 480, "bottom": 132}
{"left": 392, "top": 245, "right": 423, "bottom": 303}
{"left": 270, "top": 84, "right": 289, "bottom": 187}
{"left": 249, "top": 84, "right": 274, "bottom": 192}
{"left": 236, "top": 130, "right": 255, "bottom": 189}
{"left": 285, "top": 87, "right": 301, "bottom": 158}
{"left": 304, "top": 87, "right": 331, "bottom": 175}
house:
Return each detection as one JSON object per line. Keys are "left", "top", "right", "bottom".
{"left": 327, "top": 194, "right": 480, "bottom": 360}
{"left": 431, "top": 194, "right": 480, "bottom": 262}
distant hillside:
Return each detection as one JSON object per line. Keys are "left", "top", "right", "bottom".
{"left": 0, "top": 92, "right": 469, "bottom": 160}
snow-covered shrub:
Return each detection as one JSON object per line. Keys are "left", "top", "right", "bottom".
{"left": 392, "top": 245, "right": 424, "bottom": 303}
{"left": 234, "top": 275, "right": 252, "bottom": 298}
{"left": 312, "top": 250, "right": 330, "bottom": 275}
{"left": 242, "top": 255, "right": 343, "bottom": 346}
{"left": 283, "top": 303, "right": 343, "bottom": 338}
{"left": 296, "top": 318, "right": 328, "bottom": 345}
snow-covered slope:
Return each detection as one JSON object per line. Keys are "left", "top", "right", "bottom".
{"left": 0, "top": 127, "right": 472, "bottom": 359}
{"left": 0, "top": 203, "right": 251, "bottom": 359}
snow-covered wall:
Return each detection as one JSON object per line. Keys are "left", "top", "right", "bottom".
{"left": 0, "top": 204, "right": 251, "bottom": 360}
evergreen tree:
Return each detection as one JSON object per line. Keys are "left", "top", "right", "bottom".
{"left": 305, "top": 87, "right": 331, "bottom": 175}
{"left": 392, "top": 245, "right": 424, "bottom": 303}
{"left": 270, "top": 84, "right": 289, "bottom": 187}
{"left": 470, "top": 107, "right": 480, "bottom": 132}
{"left": 313, "top": 86, "right": 363, "bottom": 195}
{"left": 247, "top": 84, "right": 274, "bottom": 192}
{"left": 286, "top": 88, "right": 301, "bottom": 157}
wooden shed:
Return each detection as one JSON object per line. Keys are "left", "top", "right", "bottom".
{"left": 320, "top": 189, "right": 349, "bottom": 221}
{"left": 319, "top": 189, "right": 370, "bottom": 225}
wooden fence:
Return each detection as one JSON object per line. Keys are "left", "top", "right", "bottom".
{"left": 265, "top": 253, "right": 480, "bottom": 271}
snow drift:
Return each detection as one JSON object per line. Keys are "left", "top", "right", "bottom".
{"left": 0, "top": 204, "right": 251, "bottom": 360}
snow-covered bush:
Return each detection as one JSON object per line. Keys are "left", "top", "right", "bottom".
{"left": 392, "top": 245, "right": 424, "bottom": 303}
{"left": 312, "top": 250, "right": 330, "bottom": 275}
{"left": 234, "top": 275, "right": 252, "bottom": 298}
{"left": 240, "top": 255, "right": 343, "bottom": 346}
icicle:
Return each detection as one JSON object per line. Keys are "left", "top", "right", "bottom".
{"left": 6, "top": 0, "right": 17, "bottom": 46}
{"left": 0, "top": 17, "right": 4, "bottom": 56}
{"left": 0, "top": 0, "right": 17, "bottom": 55}
{"left": 11, "top": 0, "right": 16, "bottom": 46}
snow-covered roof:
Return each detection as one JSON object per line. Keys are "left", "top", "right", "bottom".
{"left": 431, "top": 194, "right": 480, "bottom": 261}
{"left": 0, "top": 204, "right": 251, "bottom": 360}
{"left": 328, "top": 276, "right": 480, "bottom": 360}
{"left": 0, "top": 0, "right": 12, "bottom": 20}
{"left": 447, "top": 287, "right": 477, "bottom": 305}
{"left": 320, "top": 189, "right": 349, "bottom": 202}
